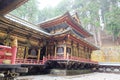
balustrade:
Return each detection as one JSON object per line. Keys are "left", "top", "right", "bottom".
{"left": 15, "top": 55, "right": 98, "bottom": 65}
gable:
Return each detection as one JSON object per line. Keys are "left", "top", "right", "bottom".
{"left": 39, "top": 12, "right": 92, "bottom": 38}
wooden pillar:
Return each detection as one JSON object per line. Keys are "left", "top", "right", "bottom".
{"left": 37, "top": 48, "right": 41, "bottom": 62}
{"left": 74, "top": 45, "right": 76, "bottom": 57}
{"left": 85, "top": 47, "right": 87, "bottom": 59}
{"left": 72, "top": 46, "right": 73, "bottom": 56}
{"left": 73, "top": 46, "right": 75, "bottom": 57}
{"left": 86, "top": 47, "right": 89, "bottom": 59}
{"left": 75, "top": 46, "right": 77, "bottom": 57}
{"left": 78, "top": 46, "right": 80, "bottom": 58}
{"left": 79, "top": 46, "right": 82, "bottom": 58}
{"left": 79, "top": 47, "right": 81, "bottom": 58}
{"left": 86, "top": 47, "right": 88, "bottom": 59}
{"left": 76, "top": 46, "right": 78, "bottom": 57}
{"left": 74, "top": 46, "right": 75, "bottom": 57}
{"left": 82, "top": 47, "right": 84, "bottom": 58}
{"left": 89, "top": 49, "right": 92, "bottom": 59}
{"left": 85, "top": 47, "right": 88, "bottom": 59}
{"left": 83, "top": 47, "right": 86, "bottom": 58}
{"left": 64, "top": 45, "right": 66, "bottom": 59}
{"left": 25, "top": 47, "right": 29, "bottom": 59}
{"left": 54, "top": 45, "right": 57, "bottom": 58}
{"left": 45, "top": 46, "right": 47, "bottom": 57}
{"left": 79, "top": 47, "right": 80, "bottom": 57}
{"left": 77, "top": 47, "right": 79, "bottom": 57}
{"left": 80, "top": 47, "right": 82, "bottom": 58}
{"left": 87, "top": 47, "right": 90, "bottom": 59}
{"left": 71, "top": 41, "right": 73, "bottom": 57}
{"left": 81, "top": 47, "right": 83, "bottom": 58}
{"left": 11, "top": 37, "right": 17, "bottom": 64}
{"left": 71, "top": 45, "right": 73, "bottom": 56}
{"left": 77, "top": 45, "right": 79, "bottom": 57}
{"left": 71, "top": 46, "right": 73, "bottom": 57}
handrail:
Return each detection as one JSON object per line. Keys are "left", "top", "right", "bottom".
{"left": 0, "top": 45, "right": 12, "bottom": 49}
{"left": 15, "top": 56, "right": 98, "bottom": 65}
{"left": 15, "top": 58, "right": 45, "bottom": 65}
{"left": 48, "top": 56, "right": 98, "bottom": 64}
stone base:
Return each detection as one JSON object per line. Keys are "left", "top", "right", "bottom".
{"left": 50, "top": 69, "right": 93, "bottom": 76}
{"left": 66, "top": 69, "right": 92, "bottom": 75}
{"left": 50, "top": 69, "right": 66, "bottom": 75}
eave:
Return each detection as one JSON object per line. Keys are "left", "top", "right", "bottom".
{"left": 4, "top": 14, "right": 50, "bottom": 36}
{"left": 0, "top": 14, "right": 49, "bottom": 41}
{"left": 39, "top": 12, "right": 92, "bottom": 38}
{"left": 48, "top": 28, "right": 99, "bottom": 50}
{"left": 69, "top": 34, "right": 99, "bottom": 50}
{"left": 0, "top": 0, "right": 28, "bottom": 15}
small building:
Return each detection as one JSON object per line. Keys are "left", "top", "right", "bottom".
{"left": 37, "top": 12, "right": 99, "bottom": 70}
{"left": 39, "top": 12, "right": 99, "bottom": 60}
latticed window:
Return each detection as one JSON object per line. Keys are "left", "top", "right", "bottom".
{"left": 56, "top": 47, "right": 64, "bottom": 54}
{"left": 66, "top": 47, "right": 71, "bottom": 54}
{"left": 30, "top": 49, "right": 37, "bottom": 56}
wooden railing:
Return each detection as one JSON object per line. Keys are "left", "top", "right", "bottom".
{"left": 15, "top": 56, "right": 98, "bottom": 65}
{"left": 15, "top": 58, "right": 46, "bottom": 65}
{"left": 0, "top": 45, "right": 15, "bottom": 64}
{"left": 47, "top": 56, "right": 98, "bottom": 64}
{"left": 0, "top": 45, "right": 12, "bottom": 49}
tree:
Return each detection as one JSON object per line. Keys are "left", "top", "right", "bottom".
{"left": 37, "top": 0, "right": 72, "bottom": 23}
{"left": 105, "top": 0, "right": 120, "bottom": 42}
{"left": 10, "top": 0, "right": 39, "bottom": 23}
{"left": 10, "top": 0, "right": 120, "bottom": 45}
{"left": 71, "top": 0, "right": 101, "bottom": 46}
{"left": 37, "top": 7, "right": 56, "bottom": 23}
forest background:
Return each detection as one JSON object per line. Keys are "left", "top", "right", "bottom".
{"left": 11, "top": 0, "right": 120, "bottom": 62}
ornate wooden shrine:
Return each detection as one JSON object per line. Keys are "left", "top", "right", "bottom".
{"left": 0, "top": 0, "right": 99, "bottom": 76}
{"left": 0, "top": 12, "right": 98, "bottom": 65}
{"left": 39, "top": 12, "right": 98, "bottom": 60}
{"left": 37, "top": 12, "right": 99, "bottom": 70}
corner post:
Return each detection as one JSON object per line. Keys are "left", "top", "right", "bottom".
{"left": 11, "top": 37, "right": 17, "bottom": 64}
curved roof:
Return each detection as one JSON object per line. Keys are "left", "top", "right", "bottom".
{"left": 38, "top": 12, "right": 92, "bottom": 38}
{"left": 5, "top": 14, "right": 50, "bottom": 36}
{"left": 48, "top": 27, "right": 99, "bottom": 50}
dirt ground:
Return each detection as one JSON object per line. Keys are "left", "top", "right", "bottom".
{"left": 15, "top": 72, "right": 120, "bottom": 80}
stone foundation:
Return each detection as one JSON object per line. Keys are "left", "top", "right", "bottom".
{"left": 50, "top": 69, "right": 93, "bottom": 76}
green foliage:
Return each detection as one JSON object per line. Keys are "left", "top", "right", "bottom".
{"left": 37, "top": 0, "right": 72, "bottom": 23}
{"left": 10, "top": 0, "right": 39, "bottom": 23}
{"left": 80, "top": 0, "right": 100, "bottom": 28}
{"left": 105, "top": 6, "right": 120, "bottom": 40}
{"left": 11, "top": 0, "right": 120, "bottom": 40}
{"left": 37, "top": 7, "right": 57, "bottom": 23}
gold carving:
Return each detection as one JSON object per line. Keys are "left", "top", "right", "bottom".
{"left": 3, "top": 60, "right": 11, "bottom": 64}
{"left": 11, "top": 37, "right": 18, "bottom": 47}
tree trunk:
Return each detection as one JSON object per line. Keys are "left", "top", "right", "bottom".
{"left": 93, "top": 26, "right": 98, "bottom": 46}
{"left": 97, "top": 29, "right": 102, "bottom": 47}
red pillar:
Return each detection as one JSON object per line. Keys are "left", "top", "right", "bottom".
{"left": 11, "top": 37, "right": 18, "bottom": 64}
{"left": 11, "top": 46, "right": 17, "bottom": 64}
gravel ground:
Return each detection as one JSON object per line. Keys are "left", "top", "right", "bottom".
{"left": 15, "top": 72, "right": 120, "bottom": 80}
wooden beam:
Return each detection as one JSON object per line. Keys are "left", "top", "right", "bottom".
{"left": 0, "top": 0, "right": 28, "bottom": 15}
{"left": 37, "top": 48, "right": 41, "bottom": 62}
{"left": 64, "top": 45, "right": 66, "bottom": 59}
